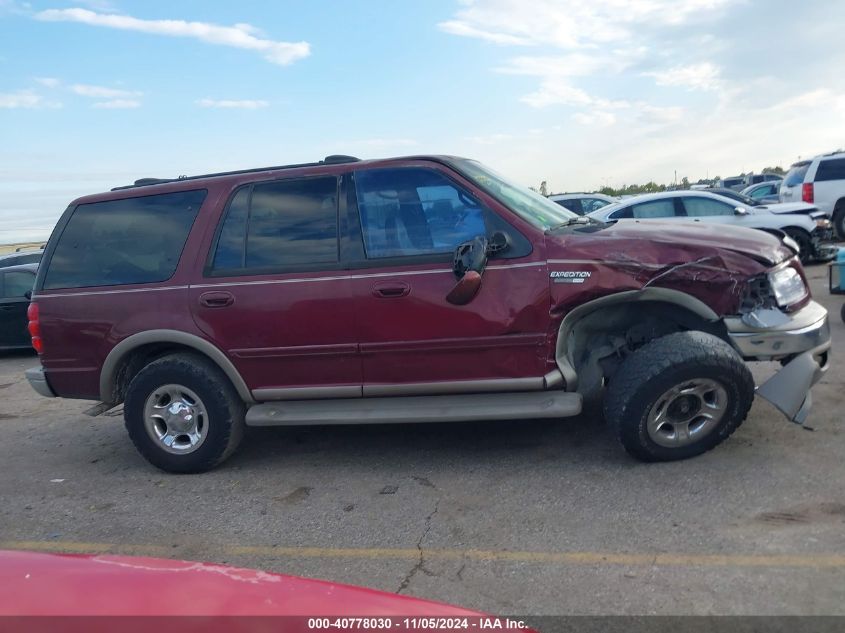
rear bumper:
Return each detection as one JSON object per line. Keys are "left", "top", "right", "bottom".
{"left": 725, "top": 300, "right": 830, "bottom": 423}
{"left": 26, "top": 365, "right": 56, "bottom": 398}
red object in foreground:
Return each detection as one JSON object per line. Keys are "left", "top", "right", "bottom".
{"left": 802, "top": 182, "right": 814, "bottom": 203}
{"left": 0, "top": 550, "right": 481, "bottom": 617}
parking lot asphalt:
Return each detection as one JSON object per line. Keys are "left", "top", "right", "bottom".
{"left": 1, "top": 264, "right": 843, "bottom": 616}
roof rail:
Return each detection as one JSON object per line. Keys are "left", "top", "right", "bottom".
{"left": 111, "top": 155, "right": 362, "bottom": 191}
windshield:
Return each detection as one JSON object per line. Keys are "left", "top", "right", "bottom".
{"left": 783, "top": 163, "right": 810, "bottom": 187}
{"left": 452, "top": 159, "right": 577, "bottom": 229}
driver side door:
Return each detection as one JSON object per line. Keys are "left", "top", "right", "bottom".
{"left": 345, "top": 164, "right": 550, "bottom": 395}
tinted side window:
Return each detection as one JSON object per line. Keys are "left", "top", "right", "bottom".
{"left": 211, "top": 177, "right": 338, "bottom": 273}
{"left": 354, "top": 168, "right": 489, "bottom": 258}
{"left": 582, "top": 198, "right": 611, "bottom": 213}
{"left": 630, "top": 200, "right": 677, "bottom": 218}
{"left": 43, "top": 190, "right": 205, "bottom": 290}
{"left": 784, "top": 163, "right": 810, "bottom": 186}
{"left": 816, "top": 158, "right": 845, "bottom": 182}
{"left": 554, "top": 199, "right": 582, "bottom": 213}
{"left": 609, "top": 207, "right": 632, "bottom": 220}
{"left": 683, "top": 197, "right": 734, "bottom": 217}
{"left": 211, "top": 188, "right": 249, "bottom": 270}
{"left": 3, "top": 271, "right": 35, "bottom": 298}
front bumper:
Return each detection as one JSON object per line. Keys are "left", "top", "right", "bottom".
{"left": 811, "top": 227, "right": 837, "bottom": 261}
{"left": 725, "top": 300, "right": 830, "bottom": 424}
{"left": 26, "top": 365, "right": 56, "bottom": 398}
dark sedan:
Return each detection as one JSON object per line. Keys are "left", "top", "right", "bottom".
{"left": 0, "top": 263, "right": 37, "bottom": 351}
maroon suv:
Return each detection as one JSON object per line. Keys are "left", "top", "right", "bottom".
{"left": 26, "top": 155, "right": 831, "bottom": 472}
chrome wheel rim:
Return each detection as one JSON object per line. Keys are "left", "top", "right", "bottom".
{"left": 646, "top": 378, "right": 728, "bottom": 448}
{"left": 143, "top": 384, "right": 208, "bottom": 455}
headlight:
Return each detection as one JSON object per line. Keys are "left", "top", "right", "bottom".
{"left": 768, "top": 266, "right": 808, "bottom": 307}
{"left": 816, "top": 218, "right": 832, "bottom": 229}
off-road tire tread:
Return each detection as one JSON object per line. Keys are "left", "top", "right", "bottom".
{"left": 124, "top": 352, "right": 245, "bottom": 473}
{"left": 604, "top": 331, "right": 754, "bottom": 462}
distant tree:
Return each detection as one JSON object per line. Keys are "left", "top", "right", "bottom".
{"left": 762, "top": 166, "right": 786, "bottom": 175}
{"left": 539, "top": 180, "right": 548, "bottom": 196}
{"left": 680, "top": 176, "right": 690, "bottom": 189}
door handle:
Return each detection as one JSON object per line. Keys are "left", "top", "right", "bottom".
{"left": 372, "top": 282, "right": 410, "bottom": 298}
{"left": 199, "top": 291, "right": 235, "bottom": 308}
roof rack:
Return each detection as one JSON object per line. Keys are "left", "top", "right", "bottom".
{"left": 111, "top": 155, "right": 361, "bottom": 191}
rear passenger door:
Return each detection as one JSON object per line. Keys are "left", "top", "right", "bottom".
{"left": 0, "top": 270, "right": 35, "bottom": 348}
{"left": 191, "top": 176, "right": 361, "bottom": 400}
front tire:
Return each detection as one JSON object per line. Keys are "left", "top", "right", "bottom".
{"left": 833, "top": 209, "right": 845, "bottom": 241}
{"left": 124, "top": 353, "right": 245, "bottom": 473}
{"left": 783, "top": 228, "right": 813, "bottom": 264}
{"left": 604, "top": 331, "right": 754, "bottom": 462}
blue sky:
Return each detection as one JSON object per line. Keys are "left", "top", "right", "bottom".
{"left": 2, "top": 0, "right": 844, "bottom": 243}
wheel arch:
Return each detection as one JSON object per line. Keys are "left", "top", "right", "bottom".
{"left": 555, "top": 288, "right": 722, "bottom": 392}
{"left": 100, "top": 330, "right": 254, "bottom": 405}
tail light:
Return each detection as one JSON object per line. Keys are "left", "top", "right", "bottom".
{"left": 802, "top": 182, "right": 814, "bottom": 203}
{"left": 27, "top": 302, "right": 42, "bottom": 354}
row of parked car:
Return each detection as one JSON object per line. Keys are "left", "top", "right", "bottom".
{"left": 549, "top": 149, "right": 845, "bottom": 264}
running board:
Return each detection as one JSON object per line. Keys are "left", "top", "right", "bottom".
{"left": 245, "top": 391, "right": 582, "bottom": 427}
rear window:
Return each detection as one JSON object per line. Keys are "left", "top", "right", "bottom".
{"left": 784, "top": 163, "right": 810, "bottom": 187}
{"left": 43, "top": 190, "right": 205, "bottom": 290}
{"left": 815, "top": 158, "right": 845, "bottom": 182}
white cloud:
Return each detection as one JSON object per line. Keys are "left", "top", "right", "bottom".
{"left": 572, "top": 111, "right": 616, "bottom": 127}
{"left": 438, "top": 19, "right": 533, "bottom": 46}
{"left": 34, "top": 77, "right": 61, "bottom": 88}
{"left": 0, "top": 91, "right": 43, "bottom": 109}
{"left": 441, "top": 0, "right": 732, "bottom": 117}
{"left": 35, "top": 8, "right": 311, "bottom": 66}
{"left": 644, "top": 62, "right": 722, "bottom": 91}
{"left": 520, "top": 81, "right": 593, "bottom": 108}
{"left": 71, "top": 83, "right": 141, "bottom": 98}
{"left": 0, "top": 90, "right": 61, "bottom": 109}
{"left": 93, "top": 99, "right": 141, "bottom": 109}
{"left": 196, "top": 98, "right": 270, "bottom": 109}
{"left": 438, "top": 0, "right": 732, "bottom": 50}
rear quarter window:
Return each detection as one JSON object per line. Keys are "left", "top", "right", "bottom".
{"left": 815, "top": 158, "right": 845, "bottom": 182}
{"left": 784, "top": 163, "right": 810, "bottom": 187}
{"left": 43, "top": 189, "right": 206, "bottom": 290}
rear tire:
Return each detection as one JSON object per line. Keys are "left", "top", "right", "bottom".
{"left": 124, "top": 353, "right": 245, "bottom": 473}
{"left": 783, "top": 228, "right": 813, "bottom": 264}
{"left": 604, "top": 331, "right": 754, "bottom": 462}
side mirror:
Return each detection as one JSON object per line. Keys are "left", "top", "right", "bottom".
{"left": 446, "top": 271, "right": 483, "bottom": 305}
{"left": 735, "top": 206, "right": 749, "bottom": 216}
{"left": 447, "top": 235, "right": 488, "bottom": 305}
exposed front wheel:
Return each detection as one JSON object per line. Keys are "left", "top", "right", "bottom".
{"left": 833, "top": 209, "right": 845, "bottom": 241}
{"left": 604, "top": 331, "right": 754, "bottom": 462}
{"left": 783, "top": 228, "right": 813, "bottom": 264}
{"left": 124, "top": 353, "right": 245, "bottom": 473}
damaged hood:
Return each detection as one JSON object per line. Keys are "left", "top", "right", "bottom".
{"left": 546, "top": 220, "right": 797, "bottom": 316}
{"left": 755, "top": 201, "right": 822, "bottom": 216}
{"left": 575, "top": 219, "right": 794, "bottom": 266}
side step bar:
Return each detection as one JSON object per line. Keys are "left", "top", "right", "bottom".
{"left": 246, "top": 391, "right": 582, "bottom": 427}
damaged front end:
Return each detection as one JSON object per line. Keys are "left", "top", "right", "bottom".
{"left": 726, "top": 278, "right": 830, "bottom": 424}
{"left": 550, "top": 222, "right": 830, "bottom": 425}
